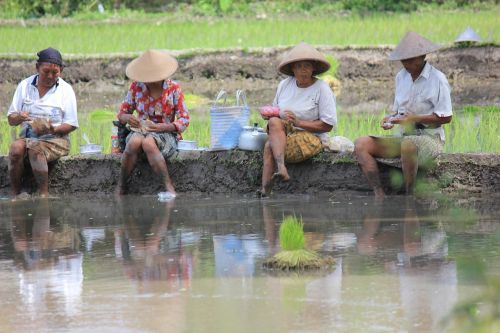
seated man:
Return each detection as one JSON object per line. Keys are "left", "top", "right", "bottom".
{"left": 355, "top": 32, "right": 453, "bottom": 199}
{"left": 7, "top": 47, "right": 78, "bottom": 198}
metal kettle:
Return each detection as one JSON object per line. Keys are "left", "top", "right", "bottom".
{"left": 238, "top": 123, "right": 268, "bottom": 151}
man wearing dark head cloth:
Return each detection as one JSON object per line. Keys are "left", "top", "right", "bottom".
{"left": 7, "top": 47, "right": 78, "bottom": 198}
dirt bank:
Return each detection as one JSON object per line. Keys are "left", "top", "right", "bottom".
{"left": 0, "top": 151, "right": 498, "bottom": 197}
{"left": 0, "top": 45, "right": 498, "bottom": 113}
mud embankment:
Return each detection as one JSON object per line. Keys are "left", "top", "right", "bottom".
{"left": 0, "top": 45, "right": 498, "bottom": 113}
{"left": 0, "top": 151, "right": 498, "bottom": 196}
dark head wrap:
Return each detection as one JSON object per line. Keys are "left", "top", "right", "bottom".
{"left": 36, "top": 47, "right": 64, "bottom": 67}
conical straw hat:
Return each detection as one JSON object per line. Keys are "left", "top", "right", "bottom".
{"left": 126, "top": 49, "right": 178, "bottom": 83}
{"left": 278, "top": 42, "right": 331, "bottom": 76}
{"left": 388, "top": 32, "right": 441, "bottom": 61}
{"left": 455, "top": 27, "right": 481, "bottom": 43}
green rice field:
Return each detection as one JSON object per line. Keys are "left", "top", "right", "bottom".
{"left": 0, "top": 106, "right": 498, "bottom": 155}
{"left": 0, "top": 10, "right": 498, "bottom": 55}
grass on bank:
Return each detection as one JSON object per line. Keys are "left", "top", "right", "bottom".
{"left": 0, "top": 9, "right": 498, "bottom": 55}
{"left": 0, "top": 106, "right": 498, "bottom": 156}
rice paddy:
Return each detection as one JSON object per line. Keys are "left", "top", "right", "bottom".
{"left": 0, "top": 106, "right": 498, "bottom": 155}
{"left": 0, "top": 10, "right": 498, "bottom": 55}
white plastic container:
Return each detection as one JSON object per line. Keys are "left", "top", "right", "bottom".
{"left": 80, "top": 144, "right": 103, "bottom": 155}
{"left": 177, "top": 140, "right": 198, "bottom": 151}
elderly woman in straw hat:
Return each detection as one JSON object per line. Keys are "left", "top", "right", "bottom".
{"left": 257, "top": 42, "right": 337, "bottom": 197}
{"left": 116, "top": 50, "right": 190, "bottom": 195}
{"left": 354, "top": 32, "right": 453, "bottom": 199}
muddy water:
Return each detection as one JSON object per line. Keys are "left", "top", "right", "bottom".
{"left": 0, "top": 194, "right": 498, "bottom": 333}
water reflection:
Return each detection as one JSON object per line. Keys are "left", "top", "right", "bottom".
{"left": 354, "top": 198, "right": 458, "bottom": 332}
{"left": 114, "top": 197, "right": 193, "bottom": 293}
{"left": 0, "top": 194, "right": 497, "bottom": 332}
{"left": 9, "top": 198, "right": 83, "bottom": 318}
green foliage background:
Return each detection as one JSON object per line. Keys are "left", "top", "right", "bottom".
{"left": 0, "top": 0, "right": 496, "bottom": 18}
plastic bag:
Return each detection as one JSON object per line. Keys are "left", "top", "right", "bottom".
{"left": 210, "top": 90, "right": 250, "bottom": 150}
{"left": 323, "top": 136, "right": 355, "bottom": 153}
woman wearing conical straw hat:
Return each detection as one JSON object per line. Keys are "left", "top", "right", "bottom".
{"left": 257, "top": 42, "right": 337, "bottom": 197}
{"left": 354, "top": 32, "right": 453, "bottom": 199}
{"left": 116, "top": 50, "right": 190, "bottom": 195}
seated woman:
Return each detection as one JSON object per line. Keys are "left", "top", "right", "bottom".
{"left": 257, "top": 42, "right": 337, "bottom": 197}
{"left": 7, "top": 47, "right": 78, "bottom": 198}
{"left": 117, "top": 49, "right": 189, "bottom": 195}
{"left": 354, "top": 32, "right": 453, "bottom": 199}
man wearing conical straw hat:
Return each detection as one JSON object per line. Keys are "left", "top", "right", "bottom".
{"left": 355, "top": 32, "right": 453, "bottom": 199}
{"left": 116, "top": 50, "right": 190, "bottom": 196}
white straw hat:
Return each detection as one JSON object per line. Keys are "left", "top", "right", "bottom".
{"left": 455, "top": 27, "right": 481, "bottom": 43}
{"left": 126, "top": 49, "right": 178, "bottom": 83}
{"left": 278, "top": 42, "right": 331, "bottom": 76}
{"left": 388, "top": 32, "right": 441, "bottom": 61}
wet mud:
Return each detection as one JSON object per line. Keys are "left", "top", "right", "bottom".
{"left": 0, "top": 45, "right": 498, "bottom": 113}
{"left": 0, "top": 151, "right": 498, "bottom": 197}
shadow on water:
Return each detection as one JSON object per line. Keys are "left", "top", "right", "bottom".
{"left": 0, "top": 193, "right": 498, "bottom": 332}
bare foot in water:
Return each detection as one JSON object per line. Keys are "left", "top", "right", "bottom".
{"left": 256, "top": 177, "right": 276, "bottom": 198}
{"left": 165, "top": 184, "right": 176, "bottom": 196}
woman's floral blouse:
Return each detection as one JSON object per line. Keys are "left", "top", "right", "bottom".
{"left": 118, "top": 80, "right": 190, "bottom": 139}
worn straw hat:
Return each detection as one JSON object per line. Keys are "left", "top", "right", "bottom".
{"left": 455, "top": 27, "right": 481, "bottom": 43}
{"left": 125, "top": 49, "right": 178, "bottom": 83}
{"left": 388, "top": 32, "right": 441, "bottom": 61}
{"left": 278, "top": 42, "right": 330, "bottom": 76}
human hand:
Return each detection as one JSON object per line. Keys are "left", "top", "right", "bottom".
{"left": 144, "top": 121, "right": 164, "bottom": 132}
{"left": 381, "top": 116, "right": 394, "bottom": 130}
{"left": 30, "top": 118, "right": 52, "bottom": 136}
{"left": 127, "top": 115, "right": 141, "bottom": 128}
{"left": 19, "top": 112, "right": 31, "bottom": 122}
{"left": 284, "top": 111, "right": 298, "bottom": 125}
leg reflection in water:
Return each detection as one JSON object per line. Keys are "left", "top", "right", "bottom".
{"left": 9, "top": 198, "right": 83, "bottom": 317}
{"left": 356, "top": 197, "right": 457, "bottom": 332}
{"left": 115, "top": 197, "right": 193, "bottom": 292}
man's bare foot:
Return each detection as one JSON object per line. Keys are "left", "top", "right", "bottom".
{"left": 11, "top": 192, "right": 31, "bottom": 202}
{"left": 374, "top": 188, "right": 385, "bottom": 202}
{"left": 115, "top": 184, "right": 127, "bottom": 197}
{"left": 255, "top": 189, "right": 269, "bottom": 198}
{"left": 165, "top": 184, "right": 176, "bottom": 196}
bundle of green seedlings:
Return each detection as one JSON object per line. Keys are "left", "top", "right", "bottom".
{"left": 263, "top": 215, "right": 334, "bottom": 270}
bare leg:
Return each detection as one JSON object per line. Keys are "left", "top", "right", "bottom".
{"left": 400, "top": 139, "right": 418, "bottom": 195}
{"left": 8, "top": 139, "right": 26, "bottom": 196}
{"left": 267, "top": 118, "right": 289, "bottom": 181}
{"left": 258, "top": 141, "right": 276, "bottom": 196}
{"left": 354, "top": 136, "right": 400, "bottom": 199}
{"left": 27, "top": 148, "right": 49, "bottom": 197}
{"left": 117, "top": 135, "right": 143, "bottom": 195}
{"left": 142, "top": 137, "right": 175, "bottom": 194}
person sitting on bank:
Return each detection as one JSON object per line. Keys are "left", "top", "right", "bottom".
{"left": 257, "top": 42, "right": 337, "bottom": 197}
{"left": 116, "top": 49, "right": 190, "bottom": 195}
{"left": 7, "top": 47, "right": 78, "bottom": 198}
{"left": 354, "top": 32, "right": 453, "bottom": 199}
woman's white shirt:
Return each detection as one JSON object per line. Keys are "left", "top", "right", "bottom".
{"left": 273, "top": 77, "right": 336, "bottom": 142}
